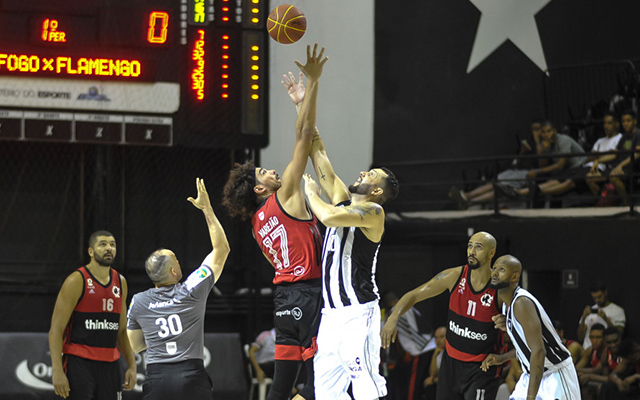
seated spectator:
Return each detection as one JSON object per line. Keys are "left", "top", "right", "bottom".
{"left": 500, "top": 113, "right": 621, "bottom": 203}
{"left": 587, "top": 109, "right": 640, "bottom": 206}
{"left": 248, "top": 328, "right": 276, "bottom": 382}
{"left": 577, "top": 281, "right": 626, "bottom": 349}
{"left": 577, "top": 327, "right": 623, "bottom": 394}
{"left": 495, "top": 120, "right": 587, "bottom": 203}
{"left": 448, "top": 120, "right": 542, "bottom": 209}
{"left": 553, "top": 319, "right": 585, "bottom": 364}
{"left": 422, "top": 326, "right": 446, "bottom": 400}
{"left": 598, "top": 341, "right": 640, "bottom": 400}
{"left": 576, "top": 323, "right": 606, "bottom": 370}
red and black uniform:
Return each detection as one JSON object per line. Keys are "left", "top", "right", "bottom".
{"left": 251, "top": 194, "right": 323, "bottom": 400}
{"left": 606, "top": 349, "right": 620, "bottom": 371}
{"left": 437, "top": 265, "right": 503, "bottom": 400}
{"left": 589, "top": 347, "right": 602, "bottom": 368}
{"left": 63, "top": 266, "right": 124, "bottom": 400}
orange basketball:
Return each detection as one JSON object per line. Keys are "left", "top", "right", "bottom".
{"left": 266, "top": 5, "right": 306, "bottom": 45}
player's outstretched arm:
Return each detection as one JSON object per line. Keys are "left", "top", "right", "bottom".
{"left": 278, "top": 44, "right": 328, "bottom": 208}
{"left": 303, "top": 173, "right": 382, "bottom": 232}
{"left": 188, "top": 178, "right": 230, "bottom": 282}
{"left": 381, "top": 267, "right": 462, "bottom": 349}
{"left": 514, "top": 297, "right": 546, "bottom": 400}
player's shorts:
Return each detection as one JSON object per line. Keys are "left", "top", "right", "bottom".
{"left": 436, "top": 351, "right": 500, "bottom": 400}
{"left": 273, "top": 279, "right": 322, "bottom": 361}
{"left": 64, "top": 354, "right": 122, "bottom": 400}
{"left": 510, "top": 358, "right": 580, "bottom": 400}
{"left": 144, "top": 359, "right": 212, "bottom": 400}
{"left": 314, "top": 300, "right": 387, "bottom": 400}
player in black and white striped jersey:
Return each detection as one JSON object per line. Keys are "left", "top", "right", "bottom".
{"left": 302, "top": 129, "right": 398, "bottom": 398}
{"left": 481, "top": 255, "right": 580, "bottom": 400}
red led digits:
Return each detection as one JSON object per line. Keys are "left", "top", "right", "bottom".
{"left": 191, "top": 29, "right": 206, "bottom": 100}
{"left": 41, "top": 18, "right": 67, "bottom": 42}
{"left": 147, "top": 11, "right": 169, "bottom": 44}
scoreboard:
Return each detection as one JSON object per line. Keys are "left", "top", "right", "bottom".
{"left": 0, "top": 0, "right": 268, "bottom": 148}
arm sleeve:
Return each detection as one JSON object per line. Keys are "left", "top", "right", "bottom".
{"left": 184, "top": 265, "right": 215, "bottom": 299}
{"left": 126, "top": 296, "right": 141, "bottom": 330}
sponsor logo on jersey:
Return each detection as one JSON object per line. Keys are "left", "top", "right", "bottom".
{"left": 449, "top": 321, "right": 488, "bottom": 341}
{"left": 291, "top": 307, "right": 303, "bottom": 320}
{"left": 148, "top": 299, "right": 176, "bottom": 309}
{"left": 85, "top": 319, "right": 119, "bottom": 330}
{"left": 166, "top": 341, "right": 177, "bottom": 355}
{"left": 480, "top": 293, "right": 493, "bottom": 307}
{"left": 112, "top": 285, "right": 121, "bottom": 298}
{"left": 258, "top": 211, "right": 265, "bottom": 221}
{"left": 293, "top": 266, "right": 305, "bottom": 276}
{"left": 257, "top": 216, "right": 279, "bottom": 239}
{"left": 458, "top": 277, "right": 466, "bottom": 294}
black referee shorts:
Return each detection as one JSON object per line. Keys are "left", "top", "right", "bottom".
{"left": 144, "top": 359, "right": 212, "bottom": 400}
{"left": 273, "top": 279, "right": 322, "bottom": 361}
{"left": 64, "top": 354, "right": 122, "bottom": 400}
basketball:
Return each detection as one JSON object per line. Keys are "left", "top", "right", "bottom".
{"left": 266, "top": 5, "right": 306, "bottom": 45}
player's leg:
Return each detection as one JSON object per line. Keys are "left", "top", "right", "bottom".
{"left": 267, "top": 360, "right": 301, "bottom": 400}
{"left": 345, "top": 304, "right": 387, "bottom": 400}
{"left": 65, "top": 355, "right": 99, "bottom": 400}
{"left": 461, "top": 362, "right": 500, "bottom": 400}
{"left": 314, "top": 311, "right": 351, "bottom": 400}
{"left": 269, "top": 285, "right": 305, "bottom": 400}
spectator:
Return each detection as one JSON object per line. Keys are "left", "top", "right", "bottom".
{"left": 422, "top": 326, "right": 446, "bottom": 400}
{"left": 576, "top": 323, "right": 606, "bottom": 369}
{"left": 587, "top": 109, "right": 640, "bottom": 206}
{"left": 249, "top": 328, "right": 277, "bottom": 382}
{"left": 577, "top": 328, "right": 623, "bottom": 391}
{"left": 448, "top": 120, "right": 543, "bottom": 209}
{"left": 553, "top": 319, "right": 585, "bottom": 364}
{"left": 598, "top": 341, "right": 640, "bottom": 400}
{"left": 496, "top": 120, "right": 587, "bottom": 203}
{"left": 577, "top": 281, "right": 626, "bottom": 349}
{"left": 504, "top": 112, "right": 621, "bottom": 202}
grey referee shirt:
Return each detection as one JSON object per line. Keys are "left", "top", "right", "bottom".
{"left": 127, "top": 264, "right": 215, "bottom": 364}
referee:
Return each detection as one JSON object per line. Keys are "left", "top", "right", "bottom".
{"left": 126, "top": 178, "right": 230, "bottom": 400}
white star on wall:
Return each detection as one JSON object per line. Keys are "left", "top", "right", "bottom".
{"left": 467, "top": 0, "right": 552, "bottom": 73}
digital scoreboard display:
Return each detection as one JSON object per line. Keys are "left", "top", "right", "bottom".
{"left": 0, "top": 0, "right": 268, "bottom": 148}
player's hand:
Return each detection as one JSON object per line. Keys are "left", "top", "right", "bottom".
{"left": 303, "top": 174, "right": 321, "bottom": 197}
{"left": 282, "top": 71, "right": 305, "bottom": 106}
{"left": 52, "top": 370, "right": 70, "bottom": 398}
{"left": 123, "top": 367, "right": 137, "bottom": 391}
{"left": 188, "top": 178, "right": 212, "bottom": 211}
{"left": 380, "top": 317, "right": 398, "bottom": 349}
{"left": 492, "top": 313, "right": 507, "bottom": 331}
{"left": 480, "top": 353, "right": 502, "bottom": 371}
{"left": 294, "top": 43, "right": 328, "bottom": 81}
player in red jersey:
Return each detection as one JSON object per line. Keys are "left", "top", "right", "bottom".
{"left": 381, "top": 231, "right": 503, "bottom": 400}
{"left": 222, "top": 44, "right": 328, "bottom": 400}
{"left": 49, "top": 230, "right": 136, "bottom": 399}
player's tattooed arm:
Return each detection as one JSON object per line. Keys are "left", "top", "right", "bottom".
{"left": 344, "top": 203, "right": 382, "bottom": 221}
